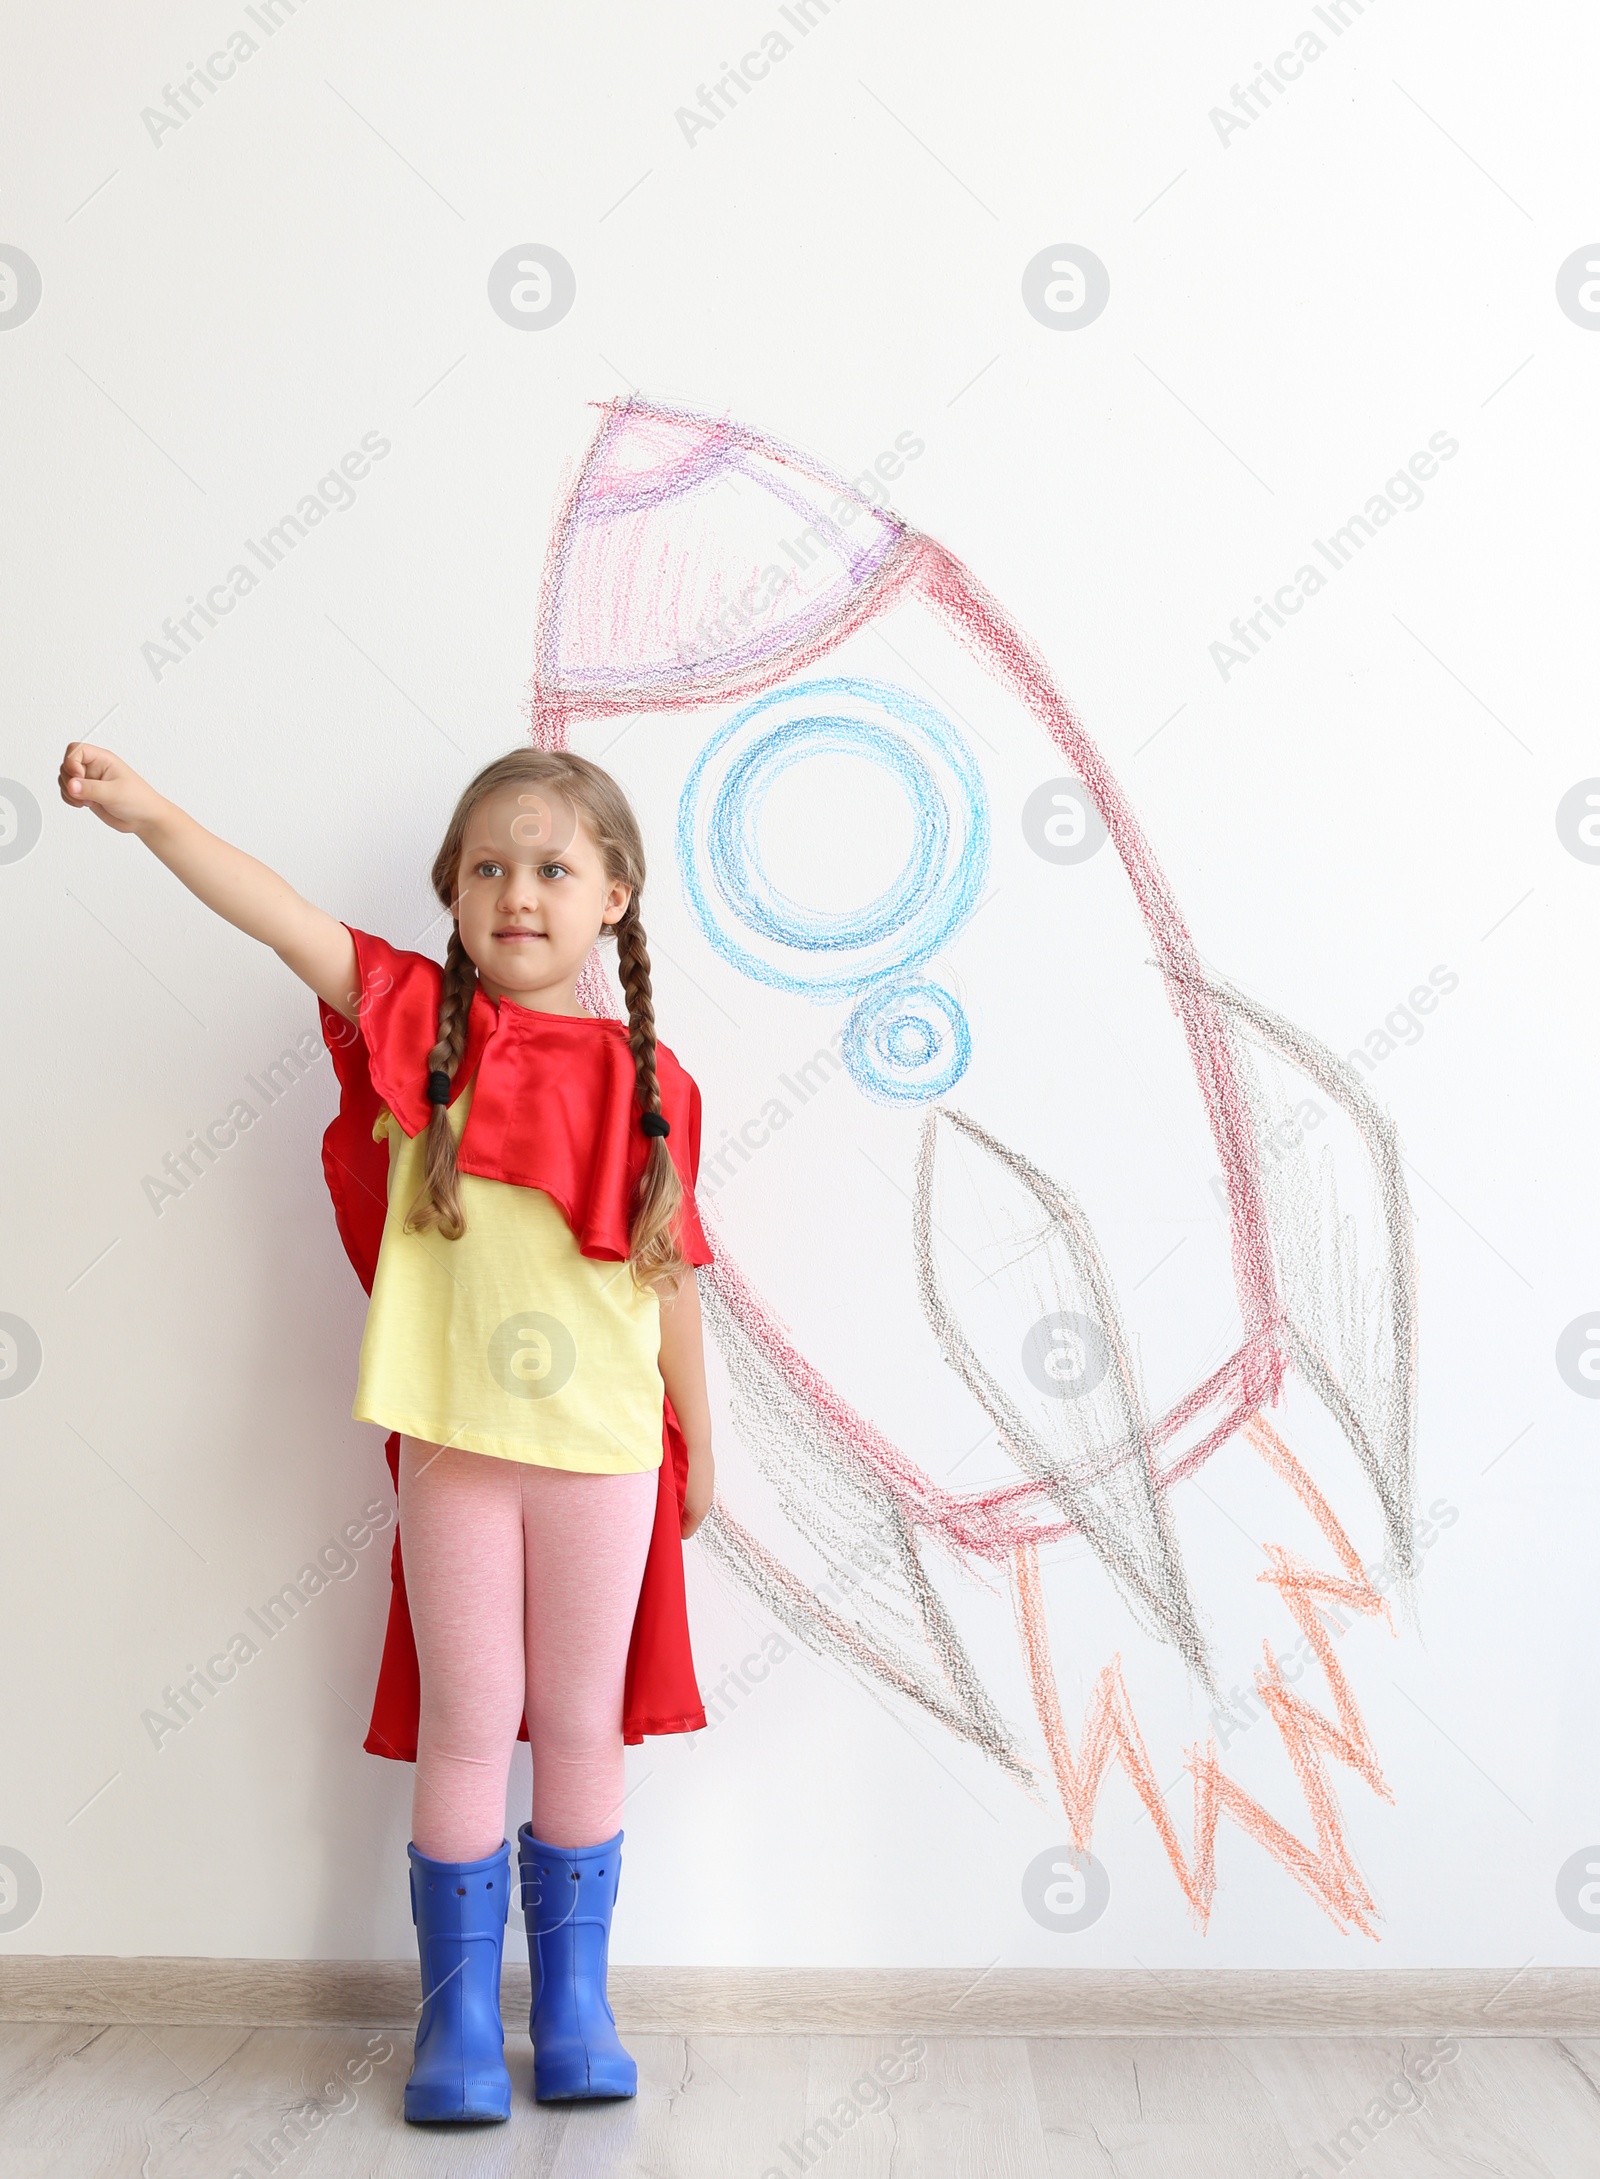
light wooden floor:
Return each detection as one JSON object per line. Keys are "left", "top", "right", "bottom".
{"left": 5, "top": 2022, "right": 1600, "bottom": 2176}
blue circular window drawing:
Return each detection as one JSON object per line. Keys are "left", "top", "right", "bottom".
{"left": 841, "top": 976, "right": 973, "bottom": 1104}
{"left": 676, "top": 676, "right": 990, "bottom": 1009}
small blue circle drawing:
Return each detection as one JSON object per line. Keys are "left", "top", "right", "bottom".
{"left": 842, "top": 976, "right": 972, "bottom": 1104}
{"left": 677, "top": 676, "right": 989, "bottom": 1006}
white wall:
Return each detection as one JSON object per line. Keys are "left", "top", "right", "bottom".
{"left": 3, "top": 0, "right": 1596, "bottom": 1971}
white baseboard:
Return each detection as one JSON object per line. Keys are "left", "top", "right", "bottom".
{"left": 1, "top": 1959, "right": 1596, "bottom": 2035}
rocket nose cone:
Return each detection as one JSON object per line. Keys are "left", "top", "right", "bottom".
{"left": 576, "top": 404, "right": 730, "bottom": 515}
{"left": 535, "top": 398, "right": 909, "bottom": 712}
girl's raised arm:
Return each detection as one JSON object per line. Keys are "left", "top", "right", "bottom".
{"left": 59, "top": 741, "right": 360, "bottom": 1024}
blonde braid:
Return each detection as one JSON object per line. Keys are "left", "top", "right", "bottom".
{"left": 403, "top": 925, "right": 478, "bottom": 1241}
{"left": 613, "top": 900, "right": 688, "bottom": 1293}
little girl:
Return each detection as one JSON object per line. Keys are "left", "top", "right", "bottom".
{"left": 58, "top": 739, "right": 716, "bottom": 2121}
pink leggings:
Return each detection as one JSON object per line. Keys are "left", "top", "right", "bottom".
{"left": 397, "top": 1436, "right": 658, "bottom": 1860}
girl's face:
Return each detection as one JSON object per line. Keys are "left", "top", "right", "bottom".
{"left": 450, "top": 780, "right": 632, "bottom": 1016}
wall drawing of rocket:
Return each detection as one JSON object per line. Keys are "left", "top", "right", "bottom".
{"left": 528, "top": 397, "right": 1419, "bottom": 1935}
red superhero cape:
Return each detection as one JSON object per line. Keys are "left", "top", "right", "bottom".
{"left": 316, "top": 926, "right": 710, "bottom": 1757}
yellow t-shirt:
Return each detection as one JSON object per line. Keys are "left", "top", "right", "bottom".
{"left": 351, "top": 1078, "right": 664, "bottom": 1472}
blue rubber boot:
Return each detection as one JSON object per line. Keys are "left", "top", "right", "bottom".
{"left": 402, "top": 1839, "right": 513, "bottom": 2124}
{"left": 517, "top": 1824, "right": 638, "bottom": 2101}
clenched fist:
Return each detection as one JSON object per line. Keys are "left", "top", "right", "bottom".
{"left": 59, "top": 743, "right": 165, "bottom": 835}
